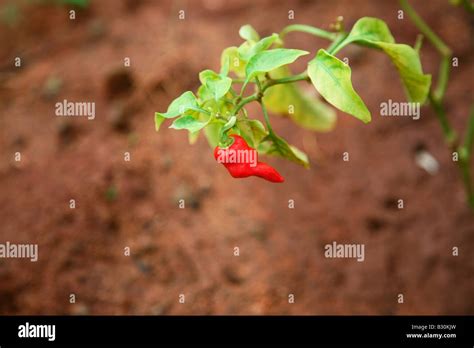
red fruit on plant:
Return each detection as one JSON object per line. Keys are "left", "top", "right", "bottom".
{"left": 214, "top": 134, "right": 284, "bottom": 183}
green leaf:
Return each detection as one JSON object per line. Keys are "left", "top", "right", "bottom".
{"left": 204, "top": 122, "right": 222, "bottom": 148}
{"left": 245, "top": 48, "right": 309, "bottom": 84}
{"left": 155, "top": 91, "right": 200, "bottom": 131}
{"left": 308, "top": 49, "right": 371, "bottom": 123}
{"left": 220, "top": 55, "right": 230, "bottom": 76}
{"left": 338, "top": 17, "right": 395, "bottom": 48}
{"left": 263, "top": 67, "right": 336, "bottom": 132}
{"left": 170, "top": 115, "right": 209, "bottom": 133}
{"left": 188, "top": 130, "right": 200, "bottom": 144}
{"left": 154, "top": 112, "right": 166, "bottom": 131}
{"left": 199, "top": 70, "right": 232, "bottom": 101}
{"left": 156, "top": 91, "right": 199, "bottom": 119}
{"left": 221, "top": 47, "right": 246, "bottom": 77}
{"left": 336, "top": 17, "right": 431, "bottom": 103}
{"left": 236, "top": 119, "right": 268, "bottom": 148}
{"left": 238, "top": 33, "right": 280, "bottom": 61}
{"left": 197, "top": 84, "right": 213, "bottom": 102}
{"left": 239, "top": 24, "right": 260, "bottom": 42}
{"left": 259, "top": 134, "right": 309, "bottom": 168}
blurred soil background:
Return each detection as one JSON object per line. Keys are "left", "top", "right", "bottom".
{"left": 0, "top": 0, "right": 473, "bottom": 314}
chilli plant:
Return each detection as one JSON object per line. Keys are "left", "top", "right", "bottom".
{"left": 155, "top": 18, "right": 433, "bottom": 183}
{"left": 400, "top": 0, "right": 474, "bottom": 208}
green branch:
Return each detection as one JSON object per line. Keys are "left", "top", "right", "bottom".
{"left": 428, "top": 92, "right": 457, "bottom": 147}
{"left": 280, "top": 24, "right": 337, "bottom": 41}
{"left": 262, "top": 72, "right": 309, "bottom": 92}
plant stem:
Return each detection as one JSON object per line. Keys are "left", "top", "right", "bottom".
{"left": 403, "top": 0, "right": 474, "bottom": 208}
{"left": 400, "top": 0, "right": 451, "bottom": 57}
{"left": 434, "top": 56, "right": 451, "bottom": 101}
{"left": 463, "top": 107, "right": 474, "bottom": 157}
{"left": 262, "top": 72, "right": 309, "bottom": 92}
{"left": 400, "top": 0, "right": 452, "bottom": 101}
{"left": 232, "top": 94, "right": 259, "bottom": 115}
{"left": 414, "top": 34, "right": 424, "bottom": 54}
{"left": 259, "top": 99, "right": 274, "bottom": 134}
{"left": 327, "top": 32, "right": 349, "bottom": 54}
{"left": 280, "top": 24, "right": 337, "bottom": 41}
{"left": 428, "top": 92, "right": 457, "bottom": 147}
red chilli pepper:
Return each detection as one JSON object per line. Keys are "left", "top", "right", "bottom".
{"left": 214, "top": 134, "right": 284, "bottom": 183}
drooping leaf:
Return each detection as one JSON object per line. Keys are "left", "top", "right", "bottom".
{"left": 263, "top": 67, "right": 336, "bottom": 132}
{"left": 245, "top": 48, "right": 309, "bottom": 84}
{"left": 308, "top": 49, "right": 371, "bottom": 123}
{"left": 259, "top": 134, "right": 309, "bottom": 168}
{"left": 199, "top": 70, "right": 232, "bottom": 101}
{"left": 336, "top": 17, "right": 431, "bottom": 103}
{"left": 155, "top": 91, "right": 200, "bottom": 131}
{"left": 239, "top": 24, "right": 260, "bottom": 42}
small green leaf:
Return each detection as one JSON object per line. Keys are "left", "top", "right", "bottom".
{"left": 204, "top": 122, "right": 222, "bottom": 147}
{"left": 220, "top": 55, "right": 230, "bottom": 76}
{"left": 197, "top": 84, "right": 213, "bottom": 102}
{"left": 170, "top": 115, "right": 209, "bottom": 133}
{"left": 154, "top": 112, "right": 166, "bottom": 131}
{"left": 238, "top": 33, "right": 280, "bottom": 61}
{"left": 221, "top": 47, "right": 246, "bottom": 77}
{"left": 199, "top": 70, "right": 232, "bottom": 101}
{"left": 245, "top": 48, "right": 309, "bottom": 84}
{"left": 336, "top": 17, "right": 431, "bottom": 103}
{"left": 236, "top": 119, "right": 268, "bottom": 148}
{"left": 308, "top": 49, "right": 371, "bottom": 123}
{"left": 188, "top": 130, "right": 200, "bottom": 144}
{"left": 338, "top": 17, "right": 395, "bottom": 48}
{"left": 156, "top": 91, "right": 199, "bottom": 119}
{"left": 155, "top": 91, "right": 200, "bottom": 131}
{"left": 259, "top": 134, "right": 309, "bottom": 168}
{"left": 239, "top": 24, "right": 260, "bottom": 42}
{"left": 264, "top": 67, "right": 336, "bottom": 132}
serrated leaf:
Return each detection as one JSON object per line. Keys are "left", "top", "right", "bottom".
{"left": 170, "top": 115, "right": 209, "bottom": 133}
{"left": 308, "top": 49, "right": 371, "bottom": 123}
{"left": 199, "top": 70, "right": 232, "bottom": 101}
{"left": 336, "top": 17, "right": 431, "bottom": 103}
{"left": 245, "top": 48, "right": 309, "bottom": 84}
{"left": 263, "top": 67, "right": 336, "bottom": 132}
{"left": 239, "top": 24, "right": 260, "bottom": 42}
{"left": 259, "top": 134, "right": 309, "bottom": 168}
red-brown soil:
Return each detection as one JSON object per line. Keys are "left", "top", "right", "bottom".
{"left": 0, "top": 0, "right": 473, "bottom": 314}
